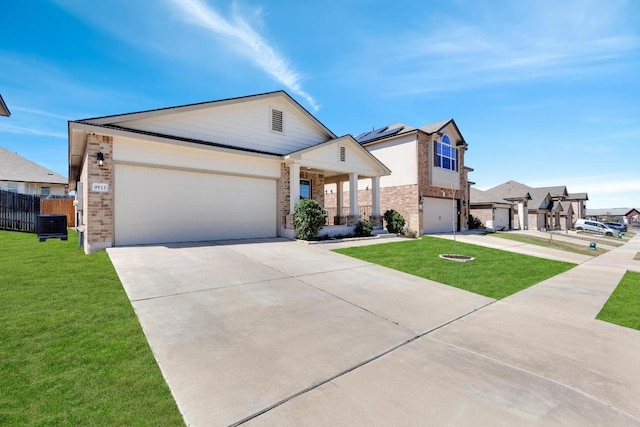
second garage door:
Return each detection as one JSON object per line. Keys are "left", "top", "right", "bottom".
{"left": 115, "top": 165, "right": 277, "bottom": 246}
{"left": 423, "top": 197, "right": 457, "bottom": 234}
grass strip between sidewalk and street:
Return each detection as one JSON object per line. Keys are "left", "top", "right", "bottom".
{"left": 490, "top": 232, "right": 612, "bottom": 255}
{"left": 597, "top": 271, "right": 640, "bottom": 331}
{"left": 333, "top": 236, "right": 575, "bottom": 299}
{"left": 0, "top": 230, "right": 183, "bottom": 426}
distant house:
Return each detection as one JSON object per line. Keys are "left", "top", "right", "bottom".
{"left": 586, "top": 208, "right": 640, "bottom": 225}
{"left": 326, "top": 119, "right": 471, "bottom": 234}
{"left": 471, "top": 180, "right": 587, "bottom": 231}
{"left": 0, "top": 94, "right": 10, "bottom": 117}
{"left": 0, "top": 146, "right": 67, "bottom": 195}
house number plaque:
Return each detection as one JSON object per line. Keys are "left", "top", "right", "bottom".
{"left": 91, "top": 183, "right": 109, "bottom": 192}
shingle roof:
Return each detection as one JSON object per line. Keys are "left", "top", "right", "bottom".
{"left": 0, "top": 94, "right": 10, "bottom": 117}
{"left": 355, "top": 119, "right": 460, "bottom": 145}
{"left": 0, "top": 146, "right": 67, "bottom": 184}
{"left": 567, "top": 192, "right": 588, "bottom": 201}
{"left": 586, "top": 208, "right": 639, "bottom": 217}
{"left": 484, "top": 180, "right": 552, "bottom": 210}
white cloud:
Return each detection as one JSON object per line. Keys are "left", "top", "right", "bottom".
{"left": 166, "top": 0, "right": 319, "bottom": 111}
{"left": 344, "top": 1, "right": 639, "bottom": 94}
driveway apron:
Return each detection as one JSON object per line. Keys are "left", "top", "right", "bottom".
{"left": 108, "top": 239, "right": 492, "bottom": 426}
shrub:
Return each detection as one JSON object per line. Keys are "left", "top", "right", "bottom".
{"left": 468, "top": 214, "right": 482, "bottom": 229}
{"left": 293, "top": 199, "right": 327, "bottom": 240}
{"left": 402, "top": 227, "right": 418, "bottom": 238}
{"left": 383, "top": 209, "right": 405, "bottom": 234}
{"left": 355, "top": 220, "right": 373, "bottom": 237}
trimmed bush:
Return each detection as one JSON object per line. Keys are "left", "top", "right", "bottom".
{"left": 355, "top": 220, "right": 373, "bottom": 237}
{"left": 293, "top": 199, "right": 327, "bottom": 240}
{"left": 468, "top": 214, "right": 482, "bottom": 229}
{"left": 383, "top": 209, "right": 405, "bottom": 235}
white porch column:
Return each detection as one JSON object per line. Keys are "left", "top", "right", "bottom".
{"left": 289, "top": 162, "right": 300, "bottom": 213}
{"left": 336, "top": 181, "right": 343, "bottom": 217}
{"left": 349, "top": 172, "right": 358, "bottom": 216}
{"left": 371, "top": 176, "right": 380, "bottom": 216}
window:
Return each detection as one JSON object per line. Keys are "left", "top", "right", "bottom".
{"left": 300, "top": 179, "right": 311, "bottom": 200}
{"left": 435, "top": 134, "right": 457, "bottom": 171}
{"left": 7, "top": 182, "right": 18, "bottom": 193}
{"left": 339, "top": 146, "right": 346, "bottom": 162}
{"left": 271, "top": 108, "right": 283, "bottom": 132}
{"left": 40, "top": 187, "right": 51, "bottom": 196}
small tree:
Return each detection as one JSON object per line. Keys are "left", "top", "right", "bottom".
{"left": 293, "top": 199, "right": 327, "bottom": 240}
{"left": 383, "top": 209, "right": 405, "bottom": 235}
{"left": 355, "top": 220, "right": 373, "bottom": 237}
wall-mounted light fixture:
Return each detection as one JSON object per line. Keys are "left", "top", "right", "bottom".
{"left": 96, "top": 152, "right": 104, "bottom": 167}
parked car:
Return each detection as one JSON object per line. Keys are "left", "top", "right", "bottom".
{"left": 574, "top": 219, "right": 619, "bottom": 236}
{"left": 604, "top": 222, "right": 627, "bottom": 232}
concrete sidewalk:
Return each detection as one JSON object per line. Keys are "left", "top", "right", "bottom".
{"left": 432, "top": 231, "right": 594, "bottom": 263}
{"left": 108, "top": 234, "right": 640, "bottom": 426}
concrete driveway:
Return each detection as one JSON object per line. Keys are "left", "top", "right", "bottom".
{"left": 107, "top": 235, "right": 640, "bottom": 426}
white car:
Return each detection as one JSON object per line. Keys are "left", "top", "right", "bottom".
{"left": 574, "top": 219, "right": 618, "bottom": 236}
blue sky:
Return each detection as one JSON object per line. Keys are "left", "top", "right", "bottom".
{"left": 1, "top": 0, "right": 639, "bottom": 208}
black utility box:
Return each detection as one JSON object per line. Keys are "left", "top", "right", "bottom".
{"left": 37, "top": 214, "right": 68, "bottom": 242}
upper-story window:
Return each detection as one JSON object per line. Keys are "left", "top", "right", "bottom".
{"left": 435, "top": 134, "right": 457, "bottom": 171}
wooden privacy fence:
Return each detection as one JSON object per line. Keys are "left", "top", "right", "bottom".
{"left": 0, "top": 190, "right": 75, "bottom": 233}
{"left": 41, "top": 197, "right": 75, "bottom": 227}
{"left": 0, "top": 190, "right": 41, "bottom": 232}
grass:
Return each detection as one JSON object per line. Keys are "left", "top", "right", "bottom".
{"left": 333, "top": 236, "right": 575, "bottom": 299}
{"left": 597, "top": 271, "right": 640, "bottom": 331}
{"left": 0, "top": 230, "right": 183, "bottom": 426}
{"left": 490, "top": 232, "right": 610, "bottom": 255}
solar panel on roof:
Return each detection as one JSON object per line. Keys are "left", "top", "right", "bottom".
{"left": 374, "top": 126, "right": 404, "bottom": 139}
{"left": 355, "top": 125, "right": 404, "bottom": 143}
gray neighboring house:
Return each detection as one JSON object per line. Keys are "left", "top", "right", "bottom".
{"left": 471, "top": 180, "right": 587, "bottom": 231}
{"left": 586, "top": 208, "right": 640, "bottom": 225}
{"left": 0, "top": 146, "right": 68, "bottom": 195}
{"left": 0, "top": 94, "right": 10, "bottom": 117}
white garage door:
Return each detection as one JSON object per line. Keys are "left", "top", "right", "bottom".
{"left": 494, "top": 208, "right": 510, "bottom": 230}
{"left": 115, "top": 165, "right": 277, "bottom": 246}
{"left": 423, "top": 197, "right": 457, "bottom": 234}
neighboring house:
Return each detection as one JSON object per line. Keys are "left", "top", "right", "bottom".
{"left": 471, "top": 181, "right": 585, "bottom": 231}
{"left": 68, "top": 91, "right": 390, "bottom": 253}
{"left": 469, "top": 187, "right": 527, "bottom": 231}
{"left": 0, "top": 146, "right": 67, "bottom": 195}
{"left": 325, "top": 119, "right": 471, "bottom": 234}
{"left": 586, "top": 208, "right": 640, "bottom": 225}
{"left": 567, "top": 192, "right": 588, "bottom": 219}
{"left": 0, "top": 94, "right": 10, "bottom": 117}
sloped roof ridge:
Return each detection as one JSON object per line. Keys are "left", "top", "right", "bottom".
{"left": 76, "top": 90, "right": 287, "bottom": 123}
{"left": 0, "top": 145, "right": 67, "bottom": 183}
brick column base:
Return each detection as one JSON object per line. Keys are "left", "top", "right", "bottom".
{"left": 346, "top": 215, "right": 362, "bottom": 226}
{"left": 334, "top": 216, "right": 346, "bottom": 225}
{"left": 369, "top": 215, "right": 383, "bottom": 227}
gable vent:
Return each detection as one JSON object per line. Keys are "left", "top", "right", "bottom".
{"left": 271, "top": 109, "right": 283, "bottom": 132}
{"left": 339, "top": 146, "right": 346, "bottom": 162}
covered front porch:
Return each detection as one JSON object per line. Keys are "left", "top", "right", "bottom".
{"left": 279, "top": 136, "right": 390, "bottom": 239}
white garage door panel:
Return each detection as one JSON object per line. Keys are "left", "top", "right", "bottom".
{"left": 115, "top": 165, "right": 276, "bottom": 246}
{"left": 494, "top": 208, "right": 510, "bottom": 230}
{"left": 423, "top": 197, "right": 457, "bottom": 234}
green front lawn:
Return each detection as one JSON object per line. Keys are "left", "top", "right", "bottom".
{"left": 597, "top": 271, "right": 640, "bottom": 331}
{"left": 0, "top": 230, "right": 183, "bottom": 426}
{"left": 333, "top": 236, "right": 575, "bottom": 299}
